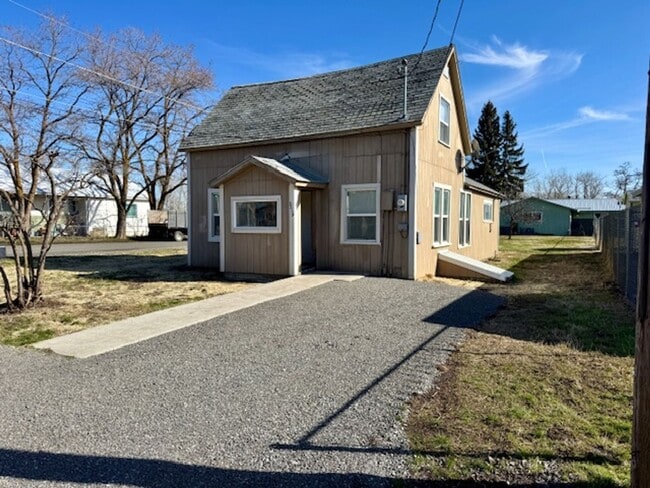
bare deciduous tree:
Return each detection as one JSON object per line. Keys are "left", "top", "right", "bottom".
{"left": 574, "top": 171, "right": 605, "bottom": 199}
{"left": 609, "top": 161, "right": 642, "bottom": 202}
{"left": 532, "top": 169, "right": 575, "bottom": 199}
{"left": 81, "top": 29, "right": 212, "bottom": 238}
{"left": 0, "top": 19, "right": 87, "bottom": 311}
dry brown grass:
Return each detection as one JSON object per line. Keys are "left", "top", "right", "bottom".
{"left": 0, "top": 248, "right": 249, "bottom": 345}
{"left": 408, "top": 236, "right": 634, "bottom": 486}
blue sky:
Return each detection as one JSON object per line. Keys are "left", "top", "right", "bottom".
{"left": 2, "top": 0, "right": 649, "bottom": 192}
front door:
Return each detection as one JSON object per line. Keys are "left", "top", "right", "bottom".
{"left": 301, "top": 191, "right": 315, "bottom": 269}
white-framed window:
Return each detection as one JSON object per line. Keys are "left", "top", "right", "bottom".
{"left": 126, "top": 204, "right": 137, "bottom": 218}
{"left": 208, "top": 188, "right": 220, "bottom": 242}
{"left": 433, "top": 184, "right": 451, "bottom": 247}
{"left": 459, "top": 191, "right": 471, "bottom": 247}
{"left": 439, "top": 95, "right": 451, "bottom": 146}
{"left": 483, "top": 199, "right": 494, "bottom": 222}
{"left": 231, "top": 195, "right": 281, "bottom": 234}
{"left": 341, "top": 183, "right": 380, "bottom": 244}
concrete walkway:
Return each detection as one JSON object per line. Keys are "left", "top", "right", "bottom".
{"left": 32, "top": 273, "right": 362, "bottom": 359}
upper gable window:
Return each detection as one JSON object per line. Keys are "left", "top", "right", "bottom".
{"left": 439, "top": 96, "right": 451, "bottom": 146}
{"left": 443, "top": 66, "right": 450, "bottom": 78}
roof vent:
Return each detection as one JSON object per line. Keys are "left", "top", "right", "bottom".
{"left": 401, "top": 58, "right": 408, "bottom": 120}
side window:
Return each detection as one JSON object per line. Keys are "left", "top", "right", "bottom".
{"left": 126, "top": 204, "right": 137, "bottom": 218}
{"left": 208, "top": 188, "right": 220, "bottom": 241}
{"left": 483, "top": 200, "right": 494, "bottom": 222}
{"left": 433, "top": 184, "right": 451, "bottom": 246}
{"left": 341, "top": 184, "right": 380, "bottom": 244}
{"left": 459, "top": 191, "right": 471, "bottom": 247}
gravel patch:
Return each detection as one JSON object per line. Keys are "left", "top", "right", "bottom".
{"left": 0, "top": 277, "right": 504, "bottom": 487}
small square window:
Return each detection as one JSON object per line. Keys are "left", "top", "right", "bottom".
{"left": 483, "top": 200, "right": 494, "bottom": 222}
{"left": 126, "top": 204, "right": 137, "bottom": 218}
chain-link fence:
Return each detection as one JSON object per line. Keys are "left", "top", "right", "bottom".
{"left": 599, "top": 206, "right": 641, "bottom": 304}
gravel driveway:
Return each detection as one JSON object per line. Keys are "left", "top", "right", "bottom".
{"left": 0, "top": 277, "right": 503, "bottom": 487}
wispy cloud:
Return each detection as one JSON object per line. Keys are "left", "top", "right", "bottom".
{"left": 463, "top": 36, "right": 548, "bottom": 69}
{"left": 523, "top": 106, "right": 633, "bottom": 140}
{"left": 461, "top": 37, "right": 582, "bottom": 109}
{"left": 578, "top": 106, "right": 630, "bottom": 121}
{"left": 203, "top": 41, "right": 354, "bottom": 80}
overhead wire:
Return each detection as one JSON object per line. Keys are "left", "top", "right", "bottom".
{"left": 449, "top": 0, "right": 465, "bottom": 46}
{"left": 411, "top": 0, "right": 443, "bottom": 74}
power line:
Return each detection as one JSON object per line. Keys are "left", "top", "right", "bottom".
{"left": 411, "top": 0, "right": 443, "bottom": 74}
{"left": 449, "top": 0, "right": 465, "bottom": 46}
{"left": 0, "top": 35, "right": 206, "bottom": 113}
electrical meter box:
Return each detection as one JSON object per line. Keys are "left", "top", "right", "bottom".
{"left": 396, "top": 194, "right": 408, "bottom": 212}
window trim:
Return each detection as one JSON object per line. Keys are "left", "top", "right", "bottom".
{"left": 231, "top": 195, "right": 282, "bottom": 234}
{"left": 433, "top": 183, "right": 451, "bottom": 248}
{"left": 340, "top": 183, "right": 381, "bottom": 245}
{"left": 459, "top": 191, "right": 471, "bottom": 248}
{"left": 483, "top": 199, "right": 494, "bottom": 223}
{"left": 208, "top": 188, "right": 221, "bottom": 242}
{"left": 438, "top": 95, "right": 451, "bottom": 147}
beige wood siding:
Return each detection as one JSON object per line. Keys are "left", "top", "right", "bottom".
{"left": 223, "top": 166, "right": 289, "bottom": 275}
{"left": 188, "top": 130, "right": 410, "bottom": 277}
{"left": 414, "top": 59, "right": 500, "bottom": 278}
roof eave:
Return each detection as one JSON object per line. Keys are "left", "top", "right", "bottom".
{"left": 180, "top": 119, "right": 422, "bottom": 153}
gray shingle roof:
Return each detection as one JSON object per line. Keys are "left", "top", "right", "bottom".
{"left": 181, "top": 46, "right": 453, "bottom": 150}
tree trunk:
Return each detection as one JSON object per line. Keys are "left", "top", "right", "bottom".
{"left": 114, "top": 206, "right": 127, "bottom": 239}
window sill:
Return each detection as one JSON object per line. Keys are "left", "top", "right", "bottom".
{"left": 432, "top": 242, "right": 450, "bottom": 249}
{"left": 341, "top": 240, "right": 381, "bottom": 246}
{"left": 438, "top": 139, "right": 451, "bottom": 148}
{"left": 232, "top": 228, "right": 281, "bottom": 234}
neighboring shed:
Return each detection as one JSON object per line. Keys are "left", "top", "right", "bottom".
{"left": 181, "top": 46, "right": 505, "bottom": 280}
{"left": 501, "top": 197, "right": 624, "bottom": 236}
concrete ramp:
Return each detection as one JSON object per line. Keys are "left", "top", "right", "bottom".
{"left": 437, "top": 250, "right": 514, "bottom": 282}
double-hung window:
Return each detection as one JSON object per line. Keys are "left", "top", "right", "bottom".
{"left": 208, "top": 188, "right": 220, "bottom": 241}
{"left": 483, "top": 199, "right": 494, "bottom": 222}
{"left": 439, "top": 96, "right": 451, "bottom": 146}
{"left": 232, "top": 195, "right": 281, "bottom": 233}
{"left": 459, "top": 191, "right": 471, "bottom": 247}
{"left": 433, "top": 185, "right": 451, "bottom": 246}
{"left": 341, "top": 183, "right": 380, "bottom": 244}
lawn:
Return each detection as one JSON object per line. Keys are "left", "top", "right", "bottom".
{"left": 0, "top": 248, "right": 249, "bottom": 346}
{"left": 407, "top": 236, "right": 634, "bottom": 486}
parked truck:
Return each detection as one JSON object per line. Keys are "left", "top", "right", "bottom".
{"left": 147, "top": 210, "right": 188, "bottom": 241}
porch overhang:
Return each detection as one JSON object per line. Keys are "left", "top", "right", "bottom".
{"left": 212, "top": 155, "right": 328, "bottom": 189}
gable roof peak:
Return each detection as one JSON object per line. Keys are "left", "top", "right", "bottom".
{"left": 181, "top": 45, "right": 455, "bottom": 151}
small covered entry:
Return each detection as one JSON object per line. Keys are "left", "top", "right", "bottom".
{"left": 211, "top": 155, "right": 327, "bottom": 277}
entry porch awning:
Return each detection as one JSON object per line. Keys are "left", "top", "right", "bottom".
{"left": 212, "top": 155, "right": 328, "bottom": 189}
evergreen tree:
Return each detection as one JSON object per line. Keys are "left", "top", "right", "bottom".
{"left": 466, "top": 101, "right": 502, "bottom": 190}
{"left": 500, "top": 110, "right": 527, "bottom": 196}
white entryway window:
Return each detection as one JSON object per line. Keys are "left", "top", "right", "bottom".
{"left": 208, "top": 188, "right": 220, "bottom": 242}
{"left": 341, "top": 183, "right": 380, "bottom": 244}
{"left": 433, "top": 184, "right": 451, "bottom": 247}
{"left": 231, "top": 195, "right": 281, "bottom": 233}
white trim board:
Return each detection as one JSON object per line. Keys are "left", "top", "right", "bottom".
{"left": 438, "top": 250, "right": 513, "bottom": 282}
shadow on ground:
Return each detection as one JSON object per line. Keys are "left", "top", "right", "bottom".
{"left": 0, "top": 448, "right": 613, "bottom": 488}
{"left": 44, "top": 254, "right": 229, "bottom": 283}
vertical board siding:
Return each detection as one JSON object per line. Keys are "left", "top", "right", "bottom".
{"left": 189, "top": 130, "right": 409, "bottom": 277}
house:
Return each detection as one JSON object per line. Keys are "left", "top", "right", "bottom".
{"left": 180, "top": 46, "right": 503, "bottom": 280}
{"left": 0, "top": 169, "right": 149, "bottom": 238}
{"left": 501, "top": 197, "right": 624, "bottom": 236}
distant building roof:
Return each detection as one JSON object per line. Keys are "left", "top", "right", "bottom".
{"left": 547, "top": 198, "right": 625, "bottom": 212}
{"left": 501, "top": 197, "right": 624, "bottom": 212}
{"left": 181, "top": 46, "right": 454, "bottom": 150}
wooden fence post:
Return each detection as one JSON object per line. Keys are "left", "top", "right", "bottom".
{"left": 632, "top": 61, "right": 650, "bottom": 488}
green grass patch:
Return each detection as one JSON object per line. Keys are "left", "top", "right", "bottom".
{"left": 407, "top": 236, "right": 633, "bottom": 486}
